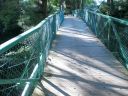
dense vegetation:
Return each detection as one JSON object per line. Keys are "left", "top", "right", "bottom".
{"left": 0, "top": 0, "right": 60, "bottom": 44}
{"left": 0, "top": 0, "right": 127, "bottom": 44}
{"left": 85, "top": 0, "right": 128, "bottom": 19}
{"left": 99, "top": 0, "right": 128, "bottom": 19}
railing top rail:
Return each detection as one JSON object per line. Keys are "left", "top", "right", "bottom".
{"left": 86, "top": 10, "right": 128, "bottom": 25}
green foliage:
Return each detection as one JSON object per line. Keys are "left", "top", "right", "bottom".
{"left": 50, "top": 0, "right": 59, "bottom": 7}
{"left": 64, "top": 0, "right": 83, "bottom": 14}
{"left": 0, "top": 0, "right": 21, "bottom": 34}
{"left": 19, "top": 1, "right": 44, "bottom": 28}
{"left": 85, "top": 0, "right": 94, "bottom": 5}
{"left": 99, "top": 0, "right": 128, "bottom": 18}
{"left": 19, "top": 0, "right": 59, "bottom": 29}
{"left": 99, "top": 2, "right": 110, "bottom": 15}
{"left": 0, "top": 0, "right": 60, "bottom": 44}
{"left": 48, "top": 0, "right": 59, "bottom": 14}
{"left": 113, "top": 0, "right": 128, "bottom": 18}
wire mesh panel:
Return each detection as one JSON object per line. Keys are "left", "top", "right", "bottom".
{"left": 0, "top": 10, "right": 64, "bottom": 96}
{"left": 73, "top": 9, "right": 128, "bottom": 69}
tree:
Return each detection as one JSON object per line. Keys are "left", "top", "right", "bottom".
{"left": 0, "top": 0, "right": 61, "bottom": 44}
{"left": 107, "top": 0, "right": 114, "bottom": 15}
{"left": 38, "top": 0, "right": 48, "bottom": 18}
{"left": 59, "top": 0, "right": 64, "bottom": 10}
{"left": 20, "top": 0, "right": 60, "bottom": 28}
{"left": 99, "top": 0, "right": 128, "bottom": 18}
{"left": 0, "top": 0, "right": 21, "bottom": 36}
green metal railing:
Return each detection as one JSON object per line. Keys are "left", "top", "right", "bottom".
{"left": 73, "top": 9, "right": 128, "bottom": 69}
{"left": 0, "top": 10, "right": 64, "bottom": 96}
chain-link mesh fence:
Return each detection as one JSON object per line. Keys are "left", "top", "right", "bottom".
{"left": 0, "top": 10, "right": 64, "bottom": 96}
{"left": 73, "top": 9, "right": 128, "bottom": 69}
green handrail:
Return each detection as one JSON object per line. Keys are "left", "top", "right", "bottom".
{"left": 0, "top": 10, "right": 64, "bottom": 96}
{"left": 73, "top": 9, "right": 128, "bottom": 69}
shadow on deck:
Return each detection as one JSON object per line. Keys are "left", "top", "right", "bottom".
{"left": 33, "top": 16, "right": 128, "bottom": 96}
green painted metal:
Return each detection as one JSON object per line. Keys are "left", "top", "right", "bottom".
{"left": 73, "top": 9, "right": 128, "bottom": 69}
{"left": 0, "top": 10, "right": 64, "bottom": 96}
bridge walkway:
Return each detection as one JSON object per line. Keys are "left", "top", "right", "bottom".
{"left": 33, "top": 16, "right": 128, "bottom": 96}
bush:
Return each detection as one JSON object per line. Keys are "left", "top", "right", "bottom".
{"left": 99, "top": 2, "right": 110, "bottom": 15}
{"left": 0, "top": 0, "right": 21, "bottom": 35}
{"left": 99, "top": 1, "right": 128, "bottom": 19}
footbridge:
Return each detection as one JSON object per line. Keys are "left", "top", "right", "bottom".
{"left": 0, "top": 9, "right": 128, "bottom": 96}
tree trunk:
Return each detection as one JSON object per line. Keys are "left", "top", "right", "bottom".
{"left": 107, "top": 0, "right": 114, "bottom": 7}
{"left": 41, "top": 0, "right": 48, "bottom": 18}
{"left": 59, "top": 0, "right": 64, "bottom": 10}
{"left": 107, "top": 0, "right": 114, "bottom": 15}
{"left": 81, "top": 0, "right": 84, "bottom": 9}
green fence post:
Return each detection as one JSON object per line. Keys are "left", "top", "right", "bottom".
{"left": 107, "top": 19, "right": 111, "bottom": 49}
